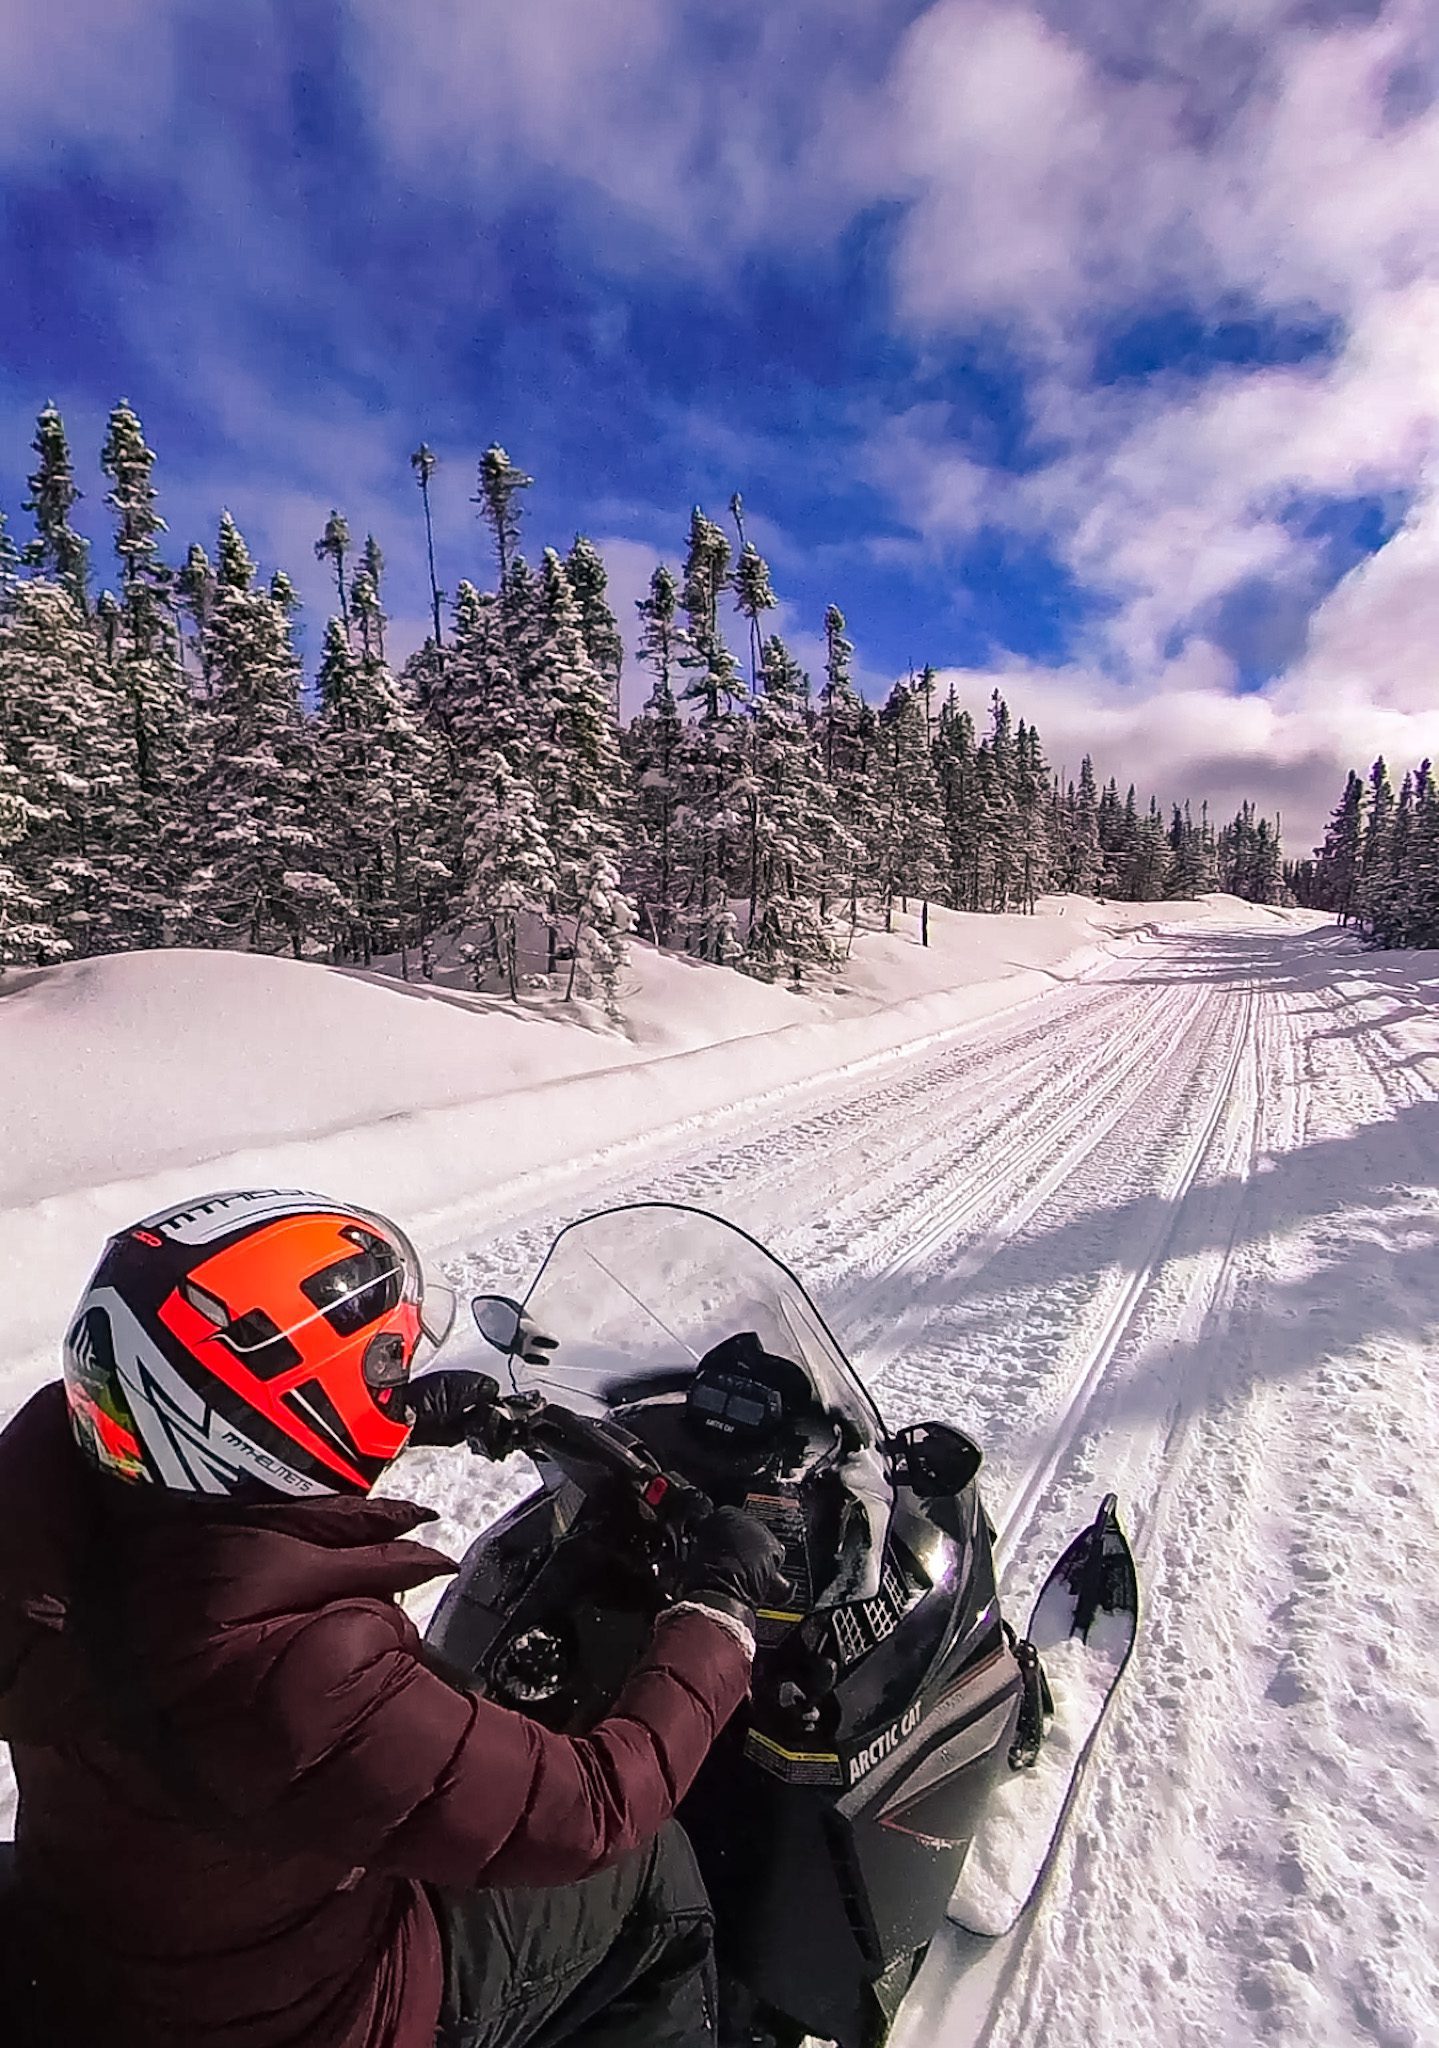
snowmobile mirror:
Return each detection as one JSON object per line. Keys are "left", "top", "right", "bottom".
{"left": 894, "top": 1421, "right": 982, "bottom": 1496}
{"left": 472, "top": 1295, "right": 523, "bottom": 1356}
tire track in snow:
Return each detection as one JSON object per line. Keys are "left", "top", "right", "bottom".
{"left": 896, "top": 958, "right": 1278, "bottom": 2048}
{"left": 992, "top": 982, "right": 1260, "bottom": 1569}
{"left": 833, "top": 980, "right": 1200, "bottom": 1335}
{"left": 972, "top": 943, "right": 1439, "bottom": 2048}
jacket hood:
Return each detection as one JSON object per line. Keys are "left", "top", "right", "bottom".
{"left": 0, "top": 1383, "right": 456, "bottom": 1746}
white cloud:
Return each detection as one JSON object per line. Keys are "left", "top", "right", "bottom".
{"left": 862, "top": 0, "right": 1439, "bottom": 341}
{"left": 936, "top": 641, "right": 1439, "bottom": 857}
{"left": 844, "top": 0, "right": 1439, "bottom": 846}
{"left": 0, "top": 0, "right": 179, "bottom": 163}
{"left": 346, "top": 0, "right": 896, "bottom": 263}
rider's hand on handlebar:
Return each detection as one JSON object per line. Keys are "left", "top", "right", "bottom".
{"left": 680, "top": 1506, "right": 787, "bottom": 1618}
{"left": 403, "top": 1370, "right": 518, "bottom": 1459}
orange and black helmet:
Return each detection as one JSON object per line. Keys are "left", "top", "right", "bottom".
{"left": 62, "top": 1190, "right": 456, "bottom": 1500}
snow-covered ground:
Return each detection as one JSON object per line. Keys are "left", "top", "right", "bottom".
{"left": 5, "top": 899, "right": 1437, "bottom": 2048}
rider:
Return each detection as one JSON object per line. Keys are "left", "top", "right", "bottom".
{"left": 0, "top": 1190, "right": 784, "bottom": 2048}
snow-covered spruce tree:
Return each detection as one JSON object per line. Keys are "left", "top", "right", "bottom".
{"left": 625, "top": 565, "right": 686, "bottom": 947}
{"left": 726, "top": 529, "right": 782, "bottom": 942}
{"left": 460, "top": 747, "right": 558, "bottom": 999}
{"left": 0, "top": 731, "right": 59, "bottom": 967}
{"left": 934, "top": 688, "right": 980, "bottom": 910}
{"left": 871, "top": 678, "right": 944, "bottom": 937}
{"left": 1366, "top": 770, "right": 1413, "bottom": 947}
{"left": 1096, "top": 779, "right": 1128, "bottom": 895}
{"left": 1215, "top": 804, "right": 1284, "bottom": 903}
{"left": 499, "top": 554, "right": 546, "bottom": 719}
{"left": 476, "top": 446, "right": 534, "bottom": 588}
{"left": 188, "top": 514, "right": 343, "bottom": 955}
{"left": 1252, "top": 817, "right": 1284, "bottom": 905}
{"left": 732, "top": 538, "right": 778, "bottom": 693}
{"left": 1165, "top": 804, "right": 1210, "bottom": 899}
{"left": 23, "top": 404, "right": 89, "bottom": 612}
{"left": 177, "top": 542, "right": 218, "bottom": 695}
{"left": 418, "top": 576, "right": 539, "bottom": 973}
{"left": 680, "top": 506, "right": 732, "bottom": 658}
{"left": 1355, "top": 757, "right": 1393, "bottom": 933}
{"left": 1407, "top": 763, "right": 1439, "bottom": 946}
{"left": 532, "top": 549, "right": 633, "bottom": 997}
{"left": 433, "top": 581, "right": 553, "bottom": 987}
{"left": 743, "top": 634, "right": 835, "bottom": 984}
{"left": 0, "top": 576, "right": 140, "bottom": 958}
{"left": 675, "top": 509, "right": 745, "bottom": 964}
{"left": 1219, "top": 802, "right": 1258, "bottom": 899}
{"left": 99, "top": 400, "right": 195, "bottom": 944}
{"left": 566, "top": 535, "right": 624, "bottom": 719}
{"left": 408, "top": 578, "right": 531, "bottom": 961}
{"left": 314, "top": 511, "right": 352, "bottom": 636}
{"left": 1315, "top": 771, "right": 1364, "bottom": 921}
{"left": 570, "top": 844, "right": 633, "bottom": 1016}
{"left": 1062, "top": 757, "right": 1104, "bottom": 895}
{"left": 0, "top": 508, "right": 19, "bottom": 601}
{"left": 1122, "top": 796, "right": 1171, "bottom": 901}
{"left": 350, "top": 536, "right": 387, "bottom": 663}
{"left": 315, "top": 613, "right": 445, "bottom": 970}
{"left": 981, "top": 690, "right": 1020, "bottom": 910}
{"left": 1014, "top": 719, "right": 1052, "bottom": 911}
{"left": 815, "top": 604, "right": 869, "bottom": 937}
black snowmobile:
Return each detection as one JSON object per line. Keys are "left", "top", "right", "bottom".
{"left": 429, "top": 1203, "right": 1136, "bottom": 2048}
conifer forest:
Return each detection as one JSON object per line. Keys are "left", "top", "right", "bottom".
{"left": 0, "top": 403, "right": 1292, "bottom": 1014}
{"left": 1290, "top": 756, "right": 1439, "bottom": 947}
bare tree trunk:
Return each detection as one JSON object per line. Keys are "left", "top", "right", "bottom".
{"left": 421, "top": 478, "right": 443, "bottom": 646}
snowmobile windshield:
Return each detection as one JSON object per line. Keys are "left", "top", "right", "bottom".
{"left": 505, "top": 1203, "right": 891, "bottom": 1603}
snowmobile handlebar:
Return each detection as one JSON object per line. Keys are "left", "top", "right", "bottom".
{"left": 483, "top": 1388, "right": 715, "bottom": 1535}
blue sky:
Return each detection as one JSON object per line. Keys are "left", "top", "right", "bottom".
{"left": 2, "top": 0, "right": 1437, "bottom": 845}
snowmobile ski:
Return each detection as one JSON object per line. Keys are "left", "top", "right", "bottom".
{"left": 947, "top": 1493, "right": 1139, "bottom": 1939}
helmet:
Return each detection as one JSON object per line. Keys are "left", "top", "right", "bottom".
{"left": 62, "top": 1189, "right": 457, "bottom": 1500}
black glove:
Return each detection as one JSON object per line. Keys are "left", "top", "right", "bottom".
{"left": 403, "top": 1370, "right": 516, "bottom": 1458}
{"left": 680, "top": 1506, "right": 787, "bottom": 1618}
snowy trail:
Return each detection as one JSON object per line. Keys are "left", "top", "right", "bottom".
{"left": 5, "top": 919, "right": 1437, "bottom": 2047}
{"left": 418, "top": 920, "right": 1438, "bottom": 2048}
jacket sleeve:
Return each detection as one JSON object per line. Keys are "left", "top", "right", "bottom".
{"left": 250, "top": 1602, "right": 751, "bottom": 1888}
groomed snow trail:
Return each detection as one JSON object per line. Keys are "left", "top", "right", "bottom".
{"left": 415, "top": 920, "right": 1438, "bottom": 2048}
{"left": 5, "top": 919, "right": 1435, "bottom": 2047}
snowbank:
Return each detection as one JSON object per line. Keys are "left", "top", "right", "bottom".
{"left": 0, "top": 895, "right": 1319, "bottom": 1406}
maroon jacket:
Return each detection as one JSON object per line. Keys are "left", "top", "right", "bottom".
{"left": 0, "top": 1385, "right": 749, "bottom": 2048}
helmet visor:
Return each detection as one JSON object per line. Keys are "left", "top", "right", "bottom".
{"left": 179, "top": 1213, "right": 457, "bottom": 1388}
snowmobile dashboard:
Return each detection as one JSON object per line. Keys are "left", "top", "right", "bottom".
{"left": 609, "top": 1341, "right": 844, "bottom": 1497}
{"left": 684, "top": 1330, "right": 820, "bottom": 1443}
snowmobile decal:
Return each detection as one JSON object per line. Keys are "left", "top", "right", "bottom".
{"left": 743, "top": 1729, "right": 844, "bottom": 1787}
{"left": 838, "top": 1645, "right": 1015, "bottom": 1815}
{"left": 875, "top": 1699, "right": 1015, "bottom": 1834}
{"left": 845, "top": 1702, "right": 923, "bottom": 1785}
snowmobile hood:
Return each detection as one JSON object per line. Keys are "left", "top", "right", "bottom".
{"left": 0, "top": 1383, "right": 456, "bottom": 1746}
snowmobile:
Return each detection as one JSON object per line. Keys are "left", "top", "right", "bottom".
{"left": 429, "top": 1203, "right": 1136, "bottom": 2048}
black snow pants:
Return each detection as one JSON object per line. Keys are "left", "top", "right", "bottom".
{"left": 432, "top": 1822, "right": 717, "bottom": 2048}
